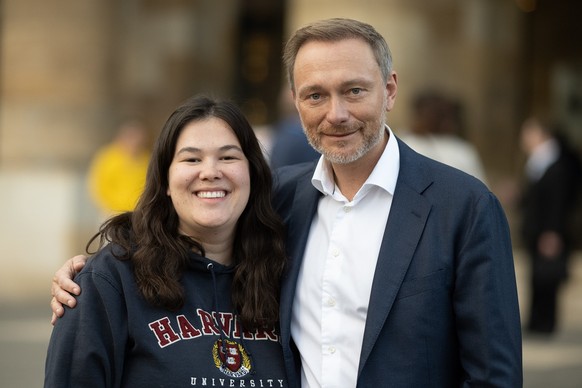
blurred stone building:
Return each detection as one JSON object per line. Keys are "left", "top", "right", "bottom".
{"left": 1, "top": 0, "right": 581, "bottom": 301}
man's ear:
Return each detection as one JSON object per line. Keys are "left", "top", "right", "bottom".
{"left": 385, "top": 71, "right": 398, "bottom": 112}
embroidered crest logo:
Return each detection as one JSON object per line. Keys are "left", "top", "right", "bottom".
{"left": 212, "top": 339, "right": 252, "bottom": 377}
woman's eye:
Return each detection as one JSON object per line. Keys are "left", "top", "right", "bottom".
{"left": 222, "top": 153, "right": 245, "bottom": 161}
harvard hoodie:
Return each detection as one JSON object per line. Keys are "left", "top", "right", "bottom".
{"left": 44, "top": 243, "right": 288, "bottom": 387}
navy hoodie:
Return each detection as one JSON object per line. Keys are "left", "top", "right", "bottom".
{"left": 44, "top": 244, "right": 288, "bottom": 387}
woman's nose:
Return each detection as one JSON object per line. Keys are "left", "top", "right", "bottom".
{"left": 199, "top": 161, "right": 223, "bottom": 180}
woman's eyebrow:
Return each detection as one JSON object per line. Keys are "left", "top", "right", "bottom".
{"left": 176, "top": 144, "right": 243, "bottom": 154}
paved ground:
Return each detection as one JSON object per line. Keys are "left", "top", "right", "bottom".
{"left": 516, "top": 250, "right": 582, "bottom": 388}
{"left": 1, "top": 250, "right": 581, "bottom": 387}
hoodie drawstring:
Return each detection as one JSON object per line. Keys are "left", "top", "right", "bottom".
{"left": 206, "top": 262, "right": 255, "bottom": 374}
{"left": 207, "top": 263, "right": 229, "bottom": 356}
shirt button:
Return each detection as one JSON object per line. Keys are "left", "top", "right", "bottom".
{"left": 331, "top": 248, "right": 340, "bottom": 257}
{"left": 329, "top": 346, "right": 336, "bottom": 354}
{"left": 326, "top": 298, "right": 336, "bottom": 307}
{"left": 344, "top": 206, "right": 351, "bottom": 213}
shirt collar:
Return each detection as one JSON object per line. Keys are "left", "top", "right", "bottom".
{"left": 311, "top": 126, "right": 400, "bottom": 199}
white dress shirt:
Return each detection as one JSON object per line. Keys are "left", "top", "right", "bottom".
{"left": 290, "top": 127, "right": 400, "bottom": 388}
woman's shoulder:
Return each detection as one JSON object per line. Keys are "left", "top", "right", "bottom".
{"left": 77, "top": 243, "right": 134, "bottom": 285}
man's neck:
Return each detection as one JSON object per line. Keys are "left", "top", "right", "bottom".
{"left": 330, "top": 131, "right": 389, "bottom": 201}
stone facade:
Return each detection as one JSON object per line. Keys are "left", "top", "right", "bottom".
{"left": 0, "top": 0, "right": 580, "bottom": 300}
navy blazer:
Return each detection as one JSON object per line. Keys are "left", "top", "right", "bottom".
{"left": 272, "top": 139, "right": 522, "bottom": 387}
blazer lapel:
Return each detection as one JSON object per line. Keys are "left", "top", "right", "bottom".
{"left": 358, "top": 142, "right": 432, "bottom": 375}
{"left": 280, "top": 171, "right": 321, "bottom": 343}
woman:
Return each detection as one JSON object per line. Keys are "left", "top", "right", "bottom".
{"left": 44, "top": 95, "right": 288, "bottom": 387}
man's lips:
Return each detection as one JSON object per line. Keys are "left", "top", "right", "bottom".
{"left": 324, "top": 130, "right": 357, "bottom": 139}
{"left": 320, "top": 125, "right": 359, "bottom": 138}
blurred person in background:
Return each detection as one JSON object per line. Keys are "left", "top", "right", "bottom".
{"left": 398, "top": 90, "right": 488, "bottom": 184}
{"left": 269, "top": 88, "right": 320, "bottom": 169}
{"left": 87, "top": 118, "right": 151, "bottom": 219}
{"left": 519, "top": 116, "right": 582, "bottom": 335}
{"left": 45, "top": 95, "right": 288, "bottom": 386}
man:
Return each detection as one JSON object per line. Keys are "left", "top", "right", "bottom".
{"left": 51, "top": 18, "right": 522, "bottom": 387}
{"left": 519, "top": 116, "right": 582, "bottom": 335}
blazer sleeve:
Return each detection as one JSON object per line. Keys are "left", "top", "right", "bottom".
{"left": 44, "top": 263, "right": 128, "bottom": 388}
{"left": 454, "top": 192, "right": 522, "bottom": 386}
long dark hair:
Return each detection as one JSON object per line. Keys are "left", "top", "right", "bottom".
{"left": 88, "top": 95, "right": 286, "bottom": 329}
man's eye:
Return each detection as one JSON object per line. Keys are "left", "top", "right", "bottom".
{"left": 309, "top": 93, "right": 321, "bottom": 101}
{"left": 350, "top": 88, "right": 362, "bottom": 95}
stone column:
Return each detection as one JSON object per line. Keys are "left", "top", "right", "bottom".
{"left": 1, "top": 0, "right": 116, "bottom": 167}
{"left": 0, "top": 0, "right": 116, "bottom": 300}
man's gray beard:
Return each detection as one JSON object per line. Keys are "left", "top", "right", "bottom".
{"left": 306, "top": 122, "right": 385, "bottom": 165}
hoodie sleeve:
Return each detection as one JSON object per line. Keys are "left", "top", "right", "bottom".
{"left": 44, "top": 259, "right": 128, "bottom": 388}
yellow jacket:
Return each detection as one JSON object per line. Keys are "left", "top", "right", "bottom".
{"left": 87, "top": 143, "right": 149, "bottom": 214}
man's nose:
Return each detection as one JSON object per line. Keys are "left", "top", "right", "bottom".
{"left": 326, "top": 97, "right": 350, "bottom": 124}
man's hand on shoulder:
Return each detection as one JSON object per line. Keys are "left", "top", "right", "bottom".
{"left": 50, "top": 255, "right": 88, "bottom": 325}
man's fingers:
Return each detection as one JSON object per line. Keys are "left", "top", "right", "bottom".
{"left": 71, "top": 255, "right": 88, "bottom": 272}
{"left": 49, "top": 254, "right": 87, "bottom": 322}
{"left": 51, "top": 255, "right": 87, "bottom": 297}
{"left": 51, "top": 285, "right": 78, "bottom": 308}
{"left": 51, "top": 273, "right": 79, "bottom": 300}
{"left": 50, "top": 297, "right": 64, "bottom": 326}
